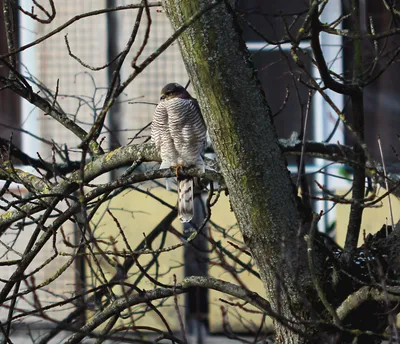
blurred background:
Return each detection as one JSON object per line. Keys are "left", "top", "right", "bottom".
{"left": 1, "top": 0, "right": 399, "bottom": 342}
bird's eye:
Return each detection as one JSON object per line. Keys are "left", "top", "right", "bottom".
{"left": 160, "top": 90, "right": 174, "bottom": 100}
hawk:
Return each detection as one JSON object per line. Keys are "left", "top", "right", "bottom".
{"left": 151, "top": 83, "right": 207, "bottom": 223}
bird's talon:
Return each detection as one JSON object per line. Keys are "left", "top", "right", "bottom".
{"left": 170, "top": 164, "right": 183, "bottom": 177}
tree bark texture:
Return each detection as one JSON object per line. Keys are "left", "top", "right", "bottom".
{"left": 162, "top": 1, "right": 319, "bottom": 342}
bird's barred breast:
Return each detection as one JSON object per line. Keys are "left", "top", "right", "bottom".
{"left": 166, "top": 98, "right": 206, "bottom": 136}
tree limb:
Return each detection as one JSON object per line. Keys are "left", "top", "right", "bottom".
{"left": 64, "top": 276, "right": 271, "bottom": 344}
{"left": 336, "top": 286, "right": 400, "bottom": 321}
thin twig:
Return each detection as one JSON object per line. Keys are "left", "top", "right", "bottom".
{"left": 306, "top": 211, "right": 340, "bottom": 325}
{"left": 377, "top": 135, "right": 396, "bottom": 231}
{"left": 64, "top": 34, "right": 122, "bottom": 71}
{"left": 0, "top": 2, "right": 162, "bottom": 59}
{"left": 173, "top": 274, "right": 187, "bottom": 344}
{"left": 296, "top": 90, "right": 312, "bottom": 189}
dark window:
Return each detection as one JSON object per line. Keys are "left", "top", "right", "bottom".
{"left": 238, "top": 0, "right": 314, "bottom": 166}
{"left": 0, "top": 0, "right": 21, "bottom": 147}
{"left": 344, "top": 0, "right": 400, "bottom": 165}
{"left": 237, "top": 0, "right": 309, "bottom": 42}
{"left": 251, "top": 49, "right": 312, "bottom": 141}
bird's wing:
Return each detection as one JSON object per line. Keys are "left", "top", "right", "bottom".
{"left": 151, "top": 102, "right": 168, "bottom": 152}
{"left": 152, "top": 101, "right": 179, "bottom": 166}
{"left": 167, "top": 98, "right": 207, "bottom": 167}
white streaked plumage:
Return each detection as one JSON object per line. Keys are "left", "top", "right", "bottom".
{"left": 151, "top": 83, "right": 207, "bottom": 223}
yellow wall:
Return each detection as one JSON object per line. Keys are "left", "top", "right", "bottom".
{"left": 88, "top": 185, "right": 399, "bottom": 333}
{"left": 336, "top": 187, "right": 399, "bottom": 247}
{"left": 88, "top": 187, "right": 185, "bottom": 331}
{"left": 88, "top": 186, "right": 270, "bottom": 333}
{"left": 206, "top": 194, "right": 271, "bottom": 332}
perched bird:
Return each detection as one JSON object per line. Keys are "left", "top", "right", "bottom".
{"left": 151, "top": 83, "right": 207, "bottom": 223}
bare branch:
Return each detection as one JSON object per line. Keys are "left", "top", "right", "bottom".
{"left": 64, "top": 276, "right": 271, "bottom": 343}
{"left": 337, "top": 286, "right": 400, "bottom": 321}
{"left": 0, "top": 2, "right": 162, "bottom": 59}
{"left": 18, "top": 0, "right": 56, "bottom": 24}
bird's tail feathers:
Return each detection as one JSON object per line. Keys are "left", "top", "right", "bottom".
{"left": 178, "top": 178, "right": 194, "bottom": 223}
{"left": 160, "top": 161, "right": 175, "bottom": 191}
{"left": 165, "top": 177, "right": 174, "bottom": 191}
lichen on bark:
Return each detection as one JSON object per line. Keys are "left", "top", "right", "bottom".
{"left": 162, "top": 1, "right": 318, "bottom": 342}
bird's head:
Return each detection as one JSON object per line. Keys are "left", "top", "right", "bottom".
{"left": 160, "top": 83, "right": 191, "bottom": 101}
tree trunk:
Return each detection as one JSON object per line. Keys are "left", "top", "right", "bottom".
{"left": 162, "top": 1, "right": 320, "bottom": 342}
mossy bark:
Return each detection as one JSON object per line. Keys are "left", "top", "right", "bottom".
{"left": 162, "top": 1, "right": 319, "bottom": 342}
